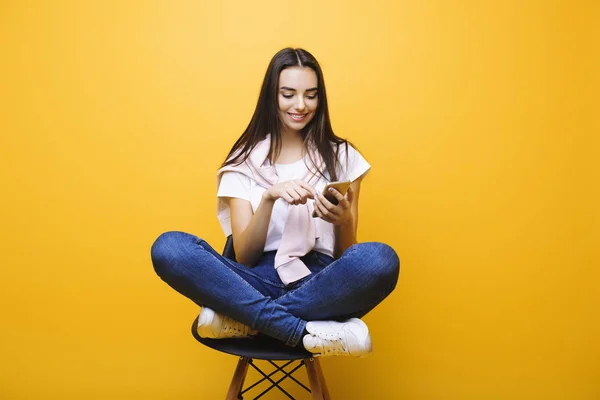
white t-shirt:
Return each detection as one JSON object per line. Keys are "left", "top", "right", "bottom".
{"left": 217, "top": 144, "right": 370, "bottom": 257}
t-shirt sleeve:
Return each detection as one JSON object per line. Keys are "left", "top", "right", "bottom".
{"left": 217, "top": 172, "right": 252, "bottom": 201}
{"left": 337, "top": 143, "right": 371, "bottom": 182}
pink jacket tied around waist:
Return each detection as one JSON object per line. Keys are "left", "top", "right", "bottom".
{"left": 217, "top": 135, "right": 324, "bottom": 286}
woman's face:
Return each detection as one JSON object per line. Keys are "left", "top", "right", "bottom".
{"left": 277, "top": 66, "right": 318, "bottom": 134}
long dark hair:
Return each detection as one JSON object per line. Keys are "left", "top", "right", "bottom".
{"left": 221, "top": 47, "right": 351, "bottom": 182}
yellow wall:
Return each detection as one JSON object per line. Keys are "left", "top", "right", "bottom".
{"left": 1, "top": 1, "right": 598, "bottom": 398}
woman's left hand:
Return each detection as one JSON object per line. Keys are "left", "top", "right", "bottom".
{"left": 313, "top": 186, "right": 354, "bottom": 226}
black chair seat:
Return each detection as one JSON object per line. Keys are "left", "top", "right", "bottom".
{"left": 190, "top": 236, "right": 330, "bottom": 399}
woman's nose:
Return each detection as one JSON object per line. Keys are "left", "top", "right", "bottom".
{"left": 295, "top": 97, "right": 306, "bottom": 111}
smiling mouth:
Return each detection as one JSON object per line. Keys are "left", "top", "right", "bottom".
{"left": 288, "top": 113, "right": 308, "bottom": 121}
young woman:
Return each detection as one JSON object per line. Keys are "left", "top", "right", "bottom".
{"left": 151, "top": 48, "right": 400, "bottom": 357}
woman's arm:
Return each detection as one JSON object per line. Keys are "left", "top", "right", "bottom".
{"left": 313, "top": 174, "right": 366, "bottom": 258}
{"left": 228, "top": 179, "right": 317, "bottom": 267}
{"left": 228, "top": 196, "right": 275, "bottom": 267}
{"left": 333, "top": 178, "right": 362, "bottom": 258}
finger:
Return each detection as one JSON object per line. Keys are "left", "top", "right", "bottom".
{"left": 315, "top": 196, "right": 338, "bottom": 221}
{"left": 327, "top": 187, "right": 345, "bottom": 202}
{"left": 280, "top": 192, "right": 295, "bottom": 204}
{"left": 313, "top": 201, "right": 323, "bottom": 217}
{"left": 296, "top": 180, "right": 316, "bottom": 197}
{"left": 318, "top": 193, "right": 341, "bottom": 215}
{"left": 318, "top": 212, "right": 336, "bottom": 223}
{"left": 290, "top": 185, "right": 309, "bottom": 205}
{"left": 291, "top": 182, "right": 312, "bottom": 201}
{"left": 337, "top": 196, "right": 350, "bottom": 211}
{"left": 314, "top": 198, "right": 335, "bottom": 223}
{"left": 286, "top": 187, "right": 302, "bottom": 205}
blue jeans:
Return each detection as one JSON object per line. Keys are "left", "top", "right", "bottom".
{"left": 151, "top": 231, "right": 400, "bottom": 347}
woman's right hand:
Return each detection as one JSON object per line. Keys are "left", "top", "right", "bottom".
{"left": 262, "top": 180, "right": 317, "bottom": 205}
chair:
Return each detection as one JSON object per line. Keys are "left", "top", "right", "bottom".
{"left": 191, "top": 236, "right": 331, "bottom": 399}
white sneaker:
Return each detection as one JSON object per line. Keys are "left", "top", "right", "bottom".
{"left": 196, "top": 307, "right": 256, "bottom": 339}
{"left": 302, "top": 318, "right": 373, "bottom": 357}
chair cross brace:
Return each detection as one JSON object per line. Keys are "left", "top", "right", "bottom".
{"left": 239, "top": 358, "right": 311, "bottom": 399}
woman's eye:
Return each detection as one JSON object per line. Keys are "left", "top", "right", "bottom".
{"left": 281, "top": 94, "right": 317, "bottom": 99}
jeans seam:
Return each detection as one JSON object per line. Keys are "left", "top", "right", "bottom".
{"left": 287, "top": 319, "right": 307, "bottom": 347}
{"left": 200, "top": 239, "right": 287, "bottom": 289}
{"left": 225, "top": 261, "right": 288, "bottom": 289}
{"left": 191, "top": 240, "right": 271, "bottom": 305}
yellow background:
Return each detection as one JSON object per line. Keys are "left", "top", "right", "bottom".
{"left": 1, "top": 1, "right": 598, "bottom": 399}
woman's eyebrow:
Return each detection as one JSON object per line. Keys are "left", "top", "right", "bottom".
{"left": 280, "top": 86, "right": 318, "bottom": 92}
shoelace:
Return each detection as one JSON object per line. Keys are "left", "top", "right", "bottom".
{"left": 312, "top": 336, "right": 348, "bottom": 356}
{"left": 221, "top": 317, "right": 248, "bottom": 337}
{"left": 310, "top": 323, "right": 342, "bottom": 341}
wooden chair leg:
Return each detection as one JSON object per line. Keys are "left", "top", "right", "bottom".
{"left": 311, "top": 357, "right": 330, "bottom": 399}
{"left": 305, "top": 358, "right": 330, "bottom": 400}
{"left": 226, "top": 356, "right": 250, "bottom": 400}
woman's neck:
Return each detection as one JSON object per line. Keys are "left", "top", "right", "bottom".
{"left": 275, "top": 130, "right": 305, "bottom": 164}
{"left": 279, "top": 128, "right": 303, "bottom": 143}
